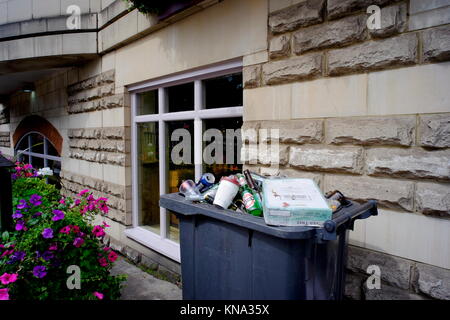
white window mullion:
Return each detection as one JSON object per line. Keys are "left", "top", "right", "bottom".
{"left": 194, "top": 80, "right": 204, "bottom": 182}
{"left": 28, "top": 135, "right": 32, "bottom": 164}
{"left": 131, "top": 93, "right": 139, "bottom": 228}
{"left": 43, "top": 138, "right": 48, "bottom": 168}
{"left": 158, "top": 88, "right": 168, "bottom": 240}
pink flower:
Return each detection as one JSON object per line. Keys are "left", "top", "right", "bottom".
{"left": 103, "top": 246, "right": 111, "bottom": 252}
{"left": 23, "top": 164, "right": 32, "bottom": 170}
{"left": 59, "top": 198, "right": 66, "bottom": 204}
{"left": 49, "top": 243, "right": 58, "bottom": 251}
{"left": 59, "top": 226, "right": 71, "bottom": 235}
{"left": 93, "top": 292, "right": 104, "bottom": 300}
{"left": 0, "top": 273, "right": 18, "bottom": 285}
{"left": 73, "top": 237, "right": 84, "bottom": 248}
{"left": 0, "top": 288, "right": 9, "bottom": 300}
{"left": 72, "top": 225, "right": 80, "bottom": 234}
{"left": 102, "top": 221, "right": 110, "bottom": 228}
{"left": 78, "top": 189, "right": 90, "bottom": 197}
{"left": 98, "top": 257, "right": 108, "bottom": 267}
{"left": 108, "top": 251, "right": 118, "bottom": 263}
{"left": 92, "top": 226, "right": 105, "bottom": 237}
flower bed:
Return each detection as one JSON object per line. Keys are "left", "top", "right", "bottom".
{"left": 0, "top": 163, "right": 126, "bottom": 300}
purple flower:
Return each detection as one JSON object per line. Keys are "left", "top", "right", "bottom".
{"left": 52, "top": 210, "right": 65, "bottom": 222}
{"left": 11, "top": 174, "right": 17, "bottom": 180}
{"left": 32, "top": 266, "right": 47, "bottom": 279}
{"left": 7, "top": 251, "right": 26, "bottom": 264}
{"left": 73, "top": 237, "right": 84, "bottom": 248}
{"left": 12, "top": 210, "right": 23, "bottom": 219}
{"left": 15, "top": 220, "right": 25, "bottom": 231}
{"left": 29, "top": 194, "right": 42, "bottom": 206}
{"left": 32, "top": 211, "right": 43, "bottom": 218}
{"left": 41, "top": 251, "right": 54, "bottom": 261}
{"left": 42, "top": 228, "right": 53, "bottom": 239}
{"left": 17, "top": 199, "right": 28, "bottom": 210}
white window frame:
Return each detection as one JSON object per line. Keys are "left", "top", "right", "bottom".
{"left": 15, "top": 131, "right": 62, "bottom": 168}
{"left": 126, "top": 59, "right": 243, "bottom": 262}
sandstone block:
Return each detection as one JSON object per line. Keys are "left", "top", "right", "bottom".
{"left": 260, "top": 119, "right": 323, "bottom": 144}
{"left": 293, "top": 14, "right": 366, "bottom": 54}
{"left": 289, "top": 145, "right": 364, "bottom": 173}
{"left": 366, "top": 148, "right": 450, "bottom": 181}
{"left": 413, "top": 263, "right": 450, "bottom": 300}
{"left": 241, "top": 121, "right": 260, "bottom": 144}
{"left": 419, "top": 114, "right": 450, "bottom": 148}
{"left": 415, "top": 182, "right": 450, "bottom": 217}
{"left": 263, "top": 53, "right": 322, "bottom": 85}
{"left": 326, "top": 116, "right": 416, "bottom": 146}
{"left": 269, "top": 34, "right": 291, "bottom": 59}
{"left": 369, "top": 3, "right": 407, "bottom": 38}
{"left": 328, "top": 33, "right": 418, "bottom": 75}
{"left": 324, "top": 175, "right": 415, "bottom": 211}
{"left": 269, "top": 0, "right": 325, "bottom": 34}
{"left": 347, "top": 245, "right": 413, "bottom": 290}
{"left": 422, "top": 25, "right": 450, "bottom": 62}
{"left": 327, "top": 0, "right": 393, "bottom": 20}
{"left": 363, "top": 283, "right": 427, "bottom": 300}
{"left": 243, "top": 65, "right": 261, "bottom": 89}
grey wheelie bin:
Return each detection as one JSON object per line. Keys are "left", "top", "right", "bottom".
{"left": 160, "top": 193, "right": 378, "bottom": 300}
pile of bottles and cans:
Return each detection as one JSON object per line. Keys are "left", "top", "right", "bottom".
{"left": 178, "top": 170, "right": 264, "bottom": 217}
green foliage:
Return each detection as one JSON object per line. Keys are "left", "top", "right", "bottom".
{"left": 12, "top": 177, "right": 60, "bottom": 209}
{"left": 0, "top": 177, "right": 126, "bottom": 300}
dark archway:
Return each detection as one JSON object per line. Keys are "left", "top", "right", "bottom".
{"left": 12, "top": 115, "right": 63, "bottom": 155}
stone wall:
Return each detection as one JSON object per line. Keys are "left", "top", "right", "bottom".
{"left": 242, "top": 0, "right": 450, "bottom": 300}
{"left": 0, "top": 131, "right": 10, "bottom": 147}
{"left": 61, "top": 69, "right": 132, "bottom": 226}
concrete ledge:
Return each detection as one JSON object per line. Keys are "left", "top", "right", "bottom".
{"left": 0, "top": 32, "right": 97, "bottom": 64}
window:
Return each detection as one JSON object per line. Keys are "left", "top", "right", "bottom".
{"left": 15, "top": 132, "right": 62, "bottom": 188}
{"left": 127, "top": 60, "right": 243, "bottom": 261}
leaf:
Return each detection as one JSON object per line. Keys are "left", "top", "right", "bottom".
{"left": 2, "top": 231, "right": 9, "bottom": 241}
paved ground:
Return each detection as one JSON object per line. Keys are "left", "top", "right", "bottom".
{"left": 110, "top": 258, "right": 182, "bottom": 300}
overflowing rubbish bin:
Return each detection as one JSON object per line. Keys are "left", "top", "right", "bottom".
{"left": 160, "top": 171, "right": 378, "bottom": 300}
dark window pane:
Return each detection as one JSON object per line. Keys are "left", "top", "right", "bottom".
{"left": 31, "top": 133, "right": 44, "bottom": 154}
{"left": 167, "top": 120, "right": 195, "bottom": 191}
{"left": 203, "top": 117, "right": 243, "bottom": 178}
{"left": 138, "top": 122, "right": 160, "bottom": 233}
{"left": 31, "top": 156, "right": 44, "bottom": 169}
{"left": 167, "top": 83, "right": 194, "bottom": 112}
{"left": 167, "top": 120, "right": 194, "bottom": 243}
{"left": 204, "top": 73, "right": 243, "bottom": 109}
{"left": 137, "top": 90, "right": 158, "bottom": 115}
{"left": 47, "top": 140, "right": 60, "bottom": 157}
{"left": 16, "top": 135, "right": 28, "bottom": 152}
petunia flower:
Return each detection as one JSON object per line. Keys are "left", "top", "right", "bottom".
{"left": 59, "top": 226, "right": 71, "bottom": 234}
{"left": 0, "top": 273, "right": 18, "bottom": 285}
{"left": 29, "top": 194, "right": 42, "bottom": 206}
{"left": 98, "top": 257, "right": 108, "bottom": 267}
{"left": 73, "top": 237, "right": 84, "bottom": 248}
{"left": 78, "top": 189, "right": 90, "bottom": 197}
{"left": 12, "top": 210, "right": 23, "bottom": 219}
{"left": 71, "top": 225, "right": 80, "bottom": 234}
{"left": 107, "top": 251, "right": 118, "bottom": 263}
{"left": 52, "top": 210, "right": 65, "bottom": 221}
{"left": 93, "top": 292, "right": 104, "bottom": 300}
{"left": 49, "top": 244, "right": 58, "bottom": 251}
{"left": 15, "top": 220, "right": 25, "bottom": 231}
{"left": 42, "top": 228, "right": 54, "bottom": 239}
{"left": 59, "top": 198, "right": 66, "bottom": 205}
{"left": 17, "top": 199, "right": 28, "bottom": 210}
{"left": 32, "top": 266, "right": 47, "bottom": 278}
{"left": 41, "top": 251, "right": 54, "bottom": 261}
{"left": 92, "top": 226, "right": 105, "bottom": 238}
{"left": 0, "top": 288, "right": 9, "bottom": 300}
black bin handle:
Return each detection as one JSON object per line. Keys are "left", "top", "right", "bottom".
{"left": 319, "top": 200, "right": 378, "bottom": 241}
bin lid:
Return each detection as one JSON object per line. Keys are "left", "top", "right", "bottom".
{"left": 160, "top": 193, "right": 317, "bottom": 240}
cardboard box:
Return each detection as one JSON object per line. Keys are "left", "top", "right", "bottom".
{"left": 262, "top": 178, "right": 332, "bottom": 227}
